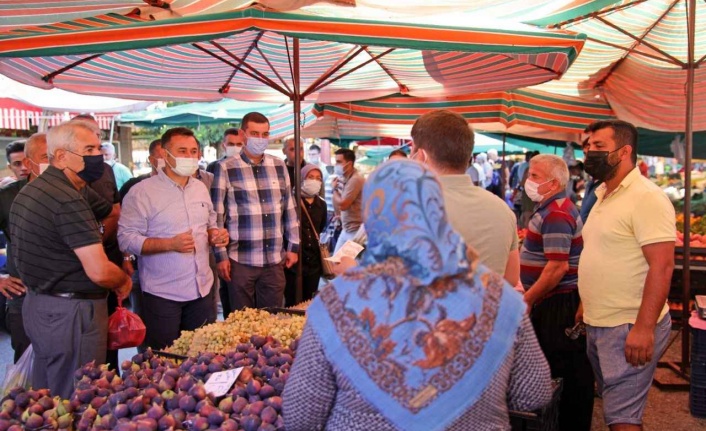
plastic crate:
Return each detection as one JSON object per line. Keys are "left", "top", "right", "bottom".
{"left": 690, "top": 382, "right": 706, "bottom": 418}
{"left": 510, "top": 378, "right": 563, "bottom": 431}
{"left": 691, "top": 360, "right": 706, "bottom": 383}
{"left": 693, "top": 328, "right": 706, "bottom": 362}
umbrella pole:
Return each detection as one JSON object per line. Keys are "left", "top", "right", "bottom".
{"left": 293, "top": 37, "right": 303, "bottom": 305}
{"left": 501, "top": 133, "right": 507, "bottom": 197}
{"left": 681, "top": 0, "right": 696, "bottom": 375}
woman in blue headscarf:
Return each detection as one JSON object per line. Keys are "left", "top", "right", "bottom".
{"left": 283, "top": 160, "right": 553, "bottom": 431}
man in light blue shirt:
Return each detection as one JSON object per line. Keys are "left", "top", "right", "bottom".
{"left": 118, "top": 127, "right": 228, "bottom": 350}
{"left": 101, "top": 142, "right": 132, "bottom": 190}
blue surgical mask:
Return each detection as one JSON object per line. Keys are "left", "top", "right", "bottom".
{"left": 246, "top": 137, "right": 269, "bottom": 156}
{"left": 334, "top": 164, "right": 345, "bottom": 177}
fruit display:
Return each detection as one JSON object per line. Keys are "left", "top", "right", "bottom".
{"left": 168, "top": 308, "right": 305, "bottom": 357}
{"left": 0, "top": 335, "right": 296, "bottom": 431}
{"left": 287, "top": 300, "right": 312, "bottom": 312}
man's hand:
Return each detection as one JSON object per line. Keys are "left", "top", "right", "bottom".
{"left": 332, "top": 256, "right": 357, "bottom": 276}
{"left": 115, "top": 276, "right": 133, "bottom": 302}
{"left": 285, "top": 251, "right": 298, "bottom": 268}
{"left": 332, "top": 177, "right": 340, "bottom": 189}
{"left": 208, "top": 228, "right": 230, "bottom": 248}
{"left": 0, "top": 274, "right": 26, "bottom": 299}
{"left": 575, "top": 301, "right": 584, "bottom": 325}
{"left": 217, "top": 260, "right": 231, "bottom": 282}
{"left": 171, "top": 230, "right": 195, "bottom": 253}
{"left": 121, "top": 259, "right": 134, "bottom": 277}
{"left": 625, "top": 325, "right": 655, "bottom": 367}
{"left": 522, "top": 292, "right": 535, "bottom": 314}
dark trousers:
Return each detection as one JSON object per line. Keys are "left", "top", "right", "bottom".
{"left": 105, "top": 292, "right": 118, "bottom": 370}
{"left": 23, "top": 291, "right": 108, "bottom": 399}
{"left": 219, "top": 278, "right": 232, "bottom": 319}
{"left": 5, "top": 306, "right": 30, "bottom": 363}
{"left": 141, "top": 291, "right": 216, "bottom": 350}
{"left": 129, "top": 270, "right": 147, "bottom": 353}
{"left": 284, "top": 270, "right": 320, "bottom": 307}
{"left": 531, "top": 290, "right": 595, "bottom": 431}
{"left": 227, "top": 260, "right": 285, "bottom": 310}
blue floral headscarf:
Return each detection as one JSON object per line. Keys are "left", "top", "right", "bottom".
{"left": 307, "top": 160, "right": 525, "bottom": 431}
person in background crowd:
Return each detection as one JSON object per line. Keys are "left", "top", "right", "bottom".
{"left": 579, "top": 138, "right": 601, "bottom": 222}
{"left": 283, "top": 160, "right": 553, "bottom": 431}
{"left": 101, "top": 142, "right": 132, "bottom": 190}
{"left": 332, "top": 148, "right": 364, "bottom": 253}
{"left": 307, "top": 144, "right": 330, "bottom": 180}
{"left": 510, "top": 152, "right": 532, "bottom": 221}
{"left": 466, "top": 153, "right": 482, "bottom": 186}
{"left": 212, "top": 112, "right": 299, "bottom": 310}
{"left": 71, "top": 114, "right": 123, "bottom": 371}
{"left": 410, "top": 110, "right": 520, "bottom": 286}
{"left": 566, "top": 161, "right": 585, "bottom": 204}
{"left": 119, "top": 139, "right": 162, "bottom": 348}
{"left": 193, "top": 144, "right": 219, "bottom": 318}
{"left": 119, "top": 127, "right": 227, "bottom": 349}
{"left": 520, "top": 154, "right": 594, "bottom": 431}
{"left": 477, "top": 152, "right": 493, "bottom": 189}
{"left": 579, "top": 120, "right": 675, "bottom": 431}
{"left": 516, "top": 151, "right": 541, "bottom": 228}
{"left": 388, "top": 148, "right": 407, "bottom": 160}
{"left": 283, "top": 135, "right": 307, "bottom": 185}
{"left": 206, "top": 128, "right": 245, "bottom": 174}
{"left": 4, "top": 141, "right": 28, "bottom": 184}
{"left": 284, "top": 164, "right": 327, "bottom": 306}
{"left": 637, "top": 158, "right": 649, "bottom": 178}
{"left": 9, "top": 121, "right": 132, "bottom": 398}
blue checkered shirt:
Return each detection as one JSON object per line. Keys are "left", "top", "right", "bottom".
{"left": 211, "top": 152, "right": 300, "bottom": 266}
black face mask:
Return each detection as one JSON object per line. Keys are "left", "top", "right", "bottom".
{"left": 77, "top": 154, "right": 105, "bottom": 183}
{"left": 584, "top": 148, "right": 622, "bottom": 182}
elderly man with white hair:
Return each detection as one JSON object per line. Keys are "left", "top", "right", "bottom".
{"left": 9, "top": 120, "right": 132, "bottom": 398}
{"left": 519, "top": 154, "right": 594, "bottom": 431}
{"left": 101, "top": 142, "right": 133, "bottom": 189}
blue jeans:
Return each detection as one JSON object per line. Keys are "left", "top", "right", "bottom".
{"left": 586, "top": 313, "right": 671, "bottom": 426}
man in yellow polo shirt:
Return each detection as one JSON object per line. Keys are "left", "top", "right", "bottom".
{"left": 578, "top": 120, "right": 675, "bottom": 430}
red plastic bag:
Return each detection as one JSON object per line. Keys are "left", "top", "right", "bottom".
{"left": 107, "top": 299, "right": 146, "bottom": 350}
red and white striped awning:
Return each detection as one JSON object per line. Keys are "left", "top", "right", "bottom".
{"left": 0, "top": 98, "right": 115, "bottom": 130}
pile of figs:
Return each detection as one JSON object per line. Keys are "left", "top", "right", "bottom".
{"left": 0, "top": 334, "right": 298, "bottom": 431}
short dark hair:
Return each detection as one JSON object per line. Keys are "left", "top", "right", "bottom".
{"left": 335, "top": 148, "right": 355, "bottom": 163}
{"left": 223, "top": 127, "right": 240, "bottom": 138}
{"left": 585, "top": 120, "right": 638, "bottom": 164}
{"left": 410, "top": 110, "right": 473, "bottom": 172}
{"left": 388, "top": 149, "right": 407, "bottom": 159}
{"left": 161, "top": 127, "right": 195, "bottom": 148}
{"left": 308, "top": 144, "right": 321, "bottom": 153}
{"left": 241, "top": 112, "right": 269, "bottom": 131}
{"left": 6, "top": 140, "right": 25, "bottom": 162}
{"left": 148, "top": 139, "right": 162, "bottom": 156}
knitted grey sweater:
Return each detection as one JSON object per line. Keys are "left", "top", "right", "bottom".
{"left": 283, "top": 315, "right": 553, "bottom": 431}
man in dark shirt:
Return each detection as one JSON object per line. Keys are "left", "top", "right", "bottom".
{"left": 9, "top": 121, "right": 131, "bottom": 398}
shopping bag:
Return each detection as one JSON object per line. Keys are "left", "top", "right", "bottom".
{"left": 107, "top": 299, "right": 146, "bottom": 350}
{"left": 319, "top": 243, "right": 336, "bottom": 280}
{"left": 1, "top": 344, "right": 33, "bottom": 395}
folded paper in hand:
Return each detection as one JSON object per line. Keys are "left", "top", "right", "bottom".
{"left": 325, "top": 241, "right": 364, "bottom": 263}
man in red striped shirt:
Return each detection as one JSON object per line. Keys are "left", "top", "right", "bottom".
{"left": 519, "top": 154, "right": 594, "bottom": 431}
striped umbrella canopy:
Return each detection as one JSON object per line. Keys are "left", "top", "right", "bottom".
{"left": 527, "top": 0, "right": 706, "bottom": 132}
{"left": 0, "top": 5, "right": 585, "bottom": 103}
{"left": 119, "top": 99, "right": 281, "bottom": 126}
{"left": 312, "top": 89, "right": 615, "bottom": 142}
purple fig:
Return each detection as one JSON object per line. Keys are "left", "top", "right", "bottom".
{"left": 90, "top": 396, "right": 107, "bottom": 409}
{"left": 221, "top": 418, "right": 238, "bottom": 431}
{"left": 217, "top": 397, "right": 233, "bottom": 414}
{"left": 250, "top": 335, "right": 267, "bottom": 348}
{"left": 240, "top": 415, "right": 261, "bottom": 431}
{"left": 108, "top": 391, "right": 127, "bottom": 407}
{"left": 170, "top": 408, "right": 185, "bottom": 424}
{"left": 24, "top": 413, "right": 43, "bottom": 429}
{"left": 147, "top": 404, "right": 165, "bottom": 420}
{"left": 128, "top": 396, "right": 145, "bottom": 415}
{"left": 114, "top": 404, "right": 129, "bottom": 419}
{"left": 165, "top": 393, "right": 181, "bottom": 411}
{"left": 191, "top": 416, "right": 208, "bottom": 431}
{"left": 259, "top": 384, "right": 275, "bottom": 398}
{"left": 248, "top": 395, "right": 261, "bottom": 403}
{"left": 97, "top": 402, "right": 112, "bottom": 416}
{"left": 178, "top": 396, "right": 196, "bottom": 412}
{"left": 102, "top": 413, "right": 117, "bottom": 429}
{"left": 260, "top": 406, "right": 277, "bottom": 424}
{"left": 207, "top": 409, "right": 225, "bottom": 426}
{"left": 27, "top": 404, "right": 43, "bottom": 416}
{"left": 157, "top": 414, "right": 175, "bottom": 431}
{"left": 264, "top": 396, "right": 282, "bottom": 412}
{"left": 246, "top": 380, "right": 261, "bottom": 396}
{"left": 188, "top": 385, "right": 206, "bottom": 401}
{"left": 231, "top": 397, "right": 248, "bottom": 415}
{"left": 135, "top": 417, "right": 158, "bottom": 431}
{"left": 249, "top": 401, "right": 265, "bottom": 416}
{"left": 115, "top": 422, "right": 137, "bottom": 431}
{"left": 96, "top": 388, "right": 111, "bottom": 398}
{"left": 259, "top": 424, "right": 277, "bottom": 431}
{"left": 231, "top": 385, "right": 248, "bottom": 398}
{"left": 124, "top": 375, "right": 139, "bottom": 388}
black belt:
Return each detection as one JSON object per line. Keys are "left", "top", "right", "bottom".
{"left": 43, "top": 291, "right": 108, "bottom": 300}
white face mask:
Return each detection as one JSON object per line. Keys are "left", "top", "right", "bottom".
{"left": 525, "top": 179, "right": 553, "bottom": 202}
{"left": 225, "top": 145, "right": 242, "bottom": 158}
{"left": 165, "top": 150, "right": 199, "bottom": 177}
{"left": 29, "top": 159, "right": 49, "bottom": 176}
{"left": 156, "top": 158, "right": 166, "bottom": 169}
{"left": 301, "top": 179, "right": 322, "bottom": 196}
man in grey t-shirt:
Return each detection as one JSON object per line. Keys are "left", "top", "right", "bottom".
{"left": 332, "top": 149, "right": 365, "bottom": 253}
{"left": 410, "top": 110, "right": 520, "bottom": 286}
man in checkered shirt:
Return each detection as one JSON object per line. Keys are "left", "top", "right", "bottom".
{"left": 211, "top": 112, "right": 300, "bottom": 311}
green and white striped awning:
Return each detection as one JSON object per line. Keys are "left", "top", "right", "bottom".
{"left": 0, "top": 4, "right": 585, "bottom": 104}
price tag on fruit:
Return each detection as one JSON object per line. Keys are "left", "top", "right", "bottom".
{"left": 204, "top": 367, "right": 243, "bottom": 397}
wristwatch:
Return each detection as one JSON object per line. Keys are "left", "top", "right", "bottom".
{"left": 123, "top": 255, "right": 136, "bottom": 262}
